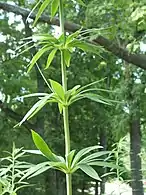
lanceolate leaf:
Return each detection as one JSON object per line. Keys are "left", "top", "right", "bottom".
{"left": 31, "top": 130, "right": 57, "bottom": 161}
{"left": 68, "top": 40, "right": 101, "bottom": 55}
{"left": 28, "top": 46, "right": 52, "bottom": 72}
{"left": 28, "top": 166, "right": 51, "bottom": 178}
{"left": 58, "top": 103, "right": 63, "bottom": 114}
{"left": 64, "top": 49, "right": 71, "bottom": 67}
{"left": 66, "top": 30, "right": 81, "bottom": 45}
{"left": 20, "top": 162, "right": 49, "bottom": 181}
{"left": 19, "top": 96, "right": 50, "bottom": 125}
{"left": 33, "top": 0, "right": 52, "bottom": 26}
{"left": 45, "top": 48, "right": 58, "bottom": 69}
{"left": 79, "top": 151, "right": 112, "bottom": 164}
{"left": 67, "top": 150, "right": 76, "bottom": 168}
{"left": 78, "top": 164, "right": 101, "bottom": 181}
{"left": 71, "top": 146, "right": 102, "bottom": 168}
{"left": 51, "top": 0, "right": 59, "bottom": 18}
{"left": 26, "top": 0, "right": 42, "bottom": 22}
{"left": 49, "top": 79, "right": 64, "bottom": 100}
{"left": 20, "top": 93, "right": 49, "bottom": 99}
{"left": 87, "top": 161, "right": 118, "bottom": 169}
{"left": 77, "top": 78, "right": 106, "bottom": 92}
{"left": 83, "top": 93, "right": 112, "bottom": 105}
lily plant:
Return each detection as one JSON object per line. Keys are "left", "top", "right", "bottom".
{"left": 15, "top": 0, "right": 118, "bottom": 195}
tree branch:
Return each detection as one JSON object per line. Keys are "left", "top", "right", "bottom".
{"left": 0, "top": 100, "right": 36, "bottom": 132}
{"left": 0, "top": 2, "right": 146, "bottom": 70}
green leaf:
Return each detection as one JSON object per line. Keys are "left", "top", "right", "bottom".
{"left": 20, "top": 162, "right": 49, "bottom": 181}
{"left": 31, "top": 130, "right": 57, "bottom": 161}
{"left": 67, "top": 150, "right": 76, "bottom": 168}
{"left": 77, "top": 78, "right": 106, "bottom": 92}
{"left": 66, "top": 30, "right": 81, "bottom": 45}
{"left": 33, "top": 0, "right": 52, "bottom": 26}
{"left": 28, "top": 96, "right": 54, "bottom": 120}
{"left": 20, "top": 93, "right": 49, "bottom": 99}
{"left": 76, "top": 0, "right": 86, "bottom": 7}
{"left": 26, "top": 0, "right": 42, "bottom": 22}
{"left": 64, "top": 49, "right": 71, "bottom": 67}
{"left": 33, "top": 34, "right": 57, "bottom": 42}
{"left": 28, "top": 46, "right": 51, "bottom": 72}
{"left": 83, "top": 93, "right": 112, "bottom": 105}
{"left": 78, "top": 164, "right": 101, "bottom": 181}
{"left": 23, "top": 150, "right": 42, "bottom": 155}
{"left": 28, "top": 166, "right": 51, "bottom": 178}
{"left": 51, "top": 0, "right": 59, "bottom": 18}
{"left": 48, "top": 161, "right": 67, "bottom": 172}
{"left": 49, "top": 79, "right": 64, "bottom": 100}
{"left": 58, "top": 103, "right": 63, "bottom": 114}
{"left": 71, "top": 146, "right": 102, "bottom": 168}
{"left": 19, "top": 96, "right": 50, "bottom": 125}
{"left": 45, "top": 48, "right": 58, "bottom": 69}
{"left": 79, "top": 151, "right": 112, "bottom": 164}
{"left": 88, "top": 161, "right": 118, "bottom": 169}
{"left": 69, "top": 40, "right": 102, "bottom": 55}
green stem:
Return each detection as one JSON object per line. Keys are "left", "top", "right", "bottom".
{"left": 59, "top": 1, "right": 72, "bottom": 195}
{"left": 12, "top": 144, "right": 15, "bottom": 191}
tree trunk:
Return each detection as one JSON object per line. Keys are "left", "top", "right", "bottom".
{"left": 95, "top": 181, "right": 99, "bottom": 195}
{"left": 130, "top": 117, "right": 144, "bottom": 195}
{"left": 81, "top": 180, "right": 85, "bottom": 195}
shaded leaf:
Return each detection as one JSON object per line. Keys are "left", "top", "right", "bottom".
{"left": 31, "top": 130, "right": 56, "bottom": 161}
{"left": 83, "top": 93, "right": 112, "bottom": 105}
{"left": 88, "top": 161, "right": 118, "bottom": 169}
{"left": 67, "top": 150, "right": 76, "bottom": 168}
{"left": 28, "top": 166, "right": 51, "bottom": 178}
{"left": 20, "top": 162, "right": 49, "bottom": 181}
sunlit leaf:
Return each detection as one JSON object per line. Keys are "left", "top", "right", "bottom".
{"left": 78, "top": 164, "right": 101, "bottom": 181}
{"left": 66, "top": 30, "right": 81, "bottom": 45}
{"left": 19, "top": 93, "right": 49, "bottom": 99}
{"left": 45, "top": 48, "right": 58, "bottom": 69}
{"left": 58, "top": 103, "right": 63, "bottom": 114}
{"left": 19, "top": 96, "right": 49, "bottom": 125}
{"left": 51, "top": 0, "right": 59, "bottom": 18}
{"left": 33, "top": 0, "right": 52, "bottom": 26}
{"left": 28, "top": 46, "right": 52, "bottom": 72}
{"left": 71, "top": 146, "right": 102, "bottom": 168}
{"left": 26, "top": 0, "right": 42, "bottom": 22}
{"left": 49, "top": 79, "right": 64, "bottom": 100}
{"left": 64, "top": 49, "right": 71, "bottom": 67}
{"left": 87, "top": 161, "right": 118, "bottom": 169}
{"left": 79, "top": 151, "right": 112, "bottom": 164}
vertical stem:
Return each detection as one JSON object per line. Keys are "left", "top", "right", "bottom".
{"left": 12, "top": 144, "right": 15, "bottom": 191}
{"left": 59, "top": 1, "right": 72, "bottom": 195}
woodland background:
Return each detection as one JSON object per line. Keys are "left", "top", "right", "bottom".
{"left": 0, "top": 0, "right": 146, "bottom": 195}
